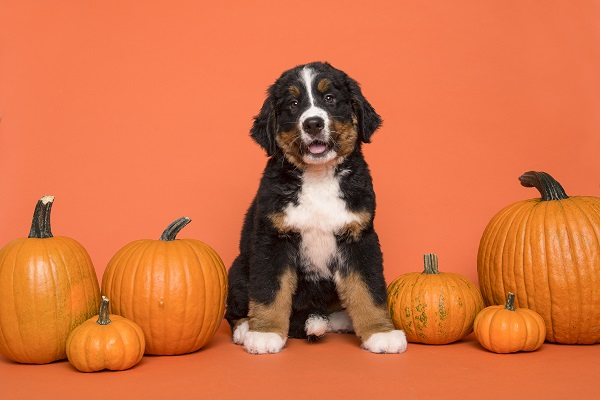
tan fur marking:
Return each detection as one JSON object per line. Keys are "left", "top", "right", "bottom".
{"left": 338, "top": 210, "right": 371, "bottom": 241}
{"left": 276, "top": 130, "right": 305, "bottom": 168}
{"left": 289, "top": 85, "right": 300, "bottom": 97}
{"left": 335, "top": 271, "right": 394, "bottom": 341}
{"left": 248, "top": 269, "right": 298, "bottom": 338}
{"left": 318, "top": 78, "right": 331, "bottom": 93}
{"left": 268, "top": 212, "right": 293, "bottom": 236}
{"left": 331, "top": 119, "right": 358, "bottom": 159}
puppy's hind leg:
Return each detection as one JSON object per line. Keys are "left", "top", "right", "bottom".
{"left": 288, "top": 309, "right": 329, "bottom": 342}
{"left": 304, "top": 313, "right": 329, "bottom": 342}
{"left": 327, "top": 310, "right": 354, "bottom": 334}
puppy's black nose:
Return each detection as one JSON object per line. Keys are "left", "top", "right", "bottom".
{"left": 303, "top": 117, "right": 325, "bottom": 136}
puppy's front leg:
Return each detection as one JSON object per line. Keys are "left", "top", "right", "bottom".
{"left": 243, "top": 268, "right": 297, "bottom": 355}
{"left": 335, "top": 271, "right": 407, "bottom": 354}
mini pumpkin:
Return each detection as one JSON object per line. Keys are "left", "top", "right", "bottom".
{"left": 387, "top": 254, "right": 484, "bottom": 344}
{"left": 0, "top": 196, "right": 100, "bottom": 364}
{"left": 477, "top": 171, "right": 600, "bottom": 344}
{"left": 66, "top": 296, "right": 145, "bottom": 372}
{"left": 101, "top": 217, "right": 227, "bottom": 355}
{"left": 474, "top": 292, "right": 546, "bottom": 353}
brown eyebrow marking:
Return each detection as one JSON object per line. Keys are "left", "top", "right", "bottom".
{"left": 289, "top": 85, "right": 300, "bottom": 96}
{"left": 317, "top": 78, "right": 331, "bottom": 93}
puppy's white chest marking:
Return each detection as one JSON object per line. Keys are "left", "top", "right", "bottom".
{"left": 283, "top": 167, "right": 357, "bottom": 279}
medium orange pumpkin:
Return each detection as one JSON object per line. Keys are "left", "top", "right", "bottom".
{"left": 474, "top": 292, "right": 546, "bottom": 353}
{"left": 387, "top": 254, "right": 484, "bottom": 344}
{"left": 0, "top": 196, "right": 101, "bottom": 364}
{"left": 477, "top": 171, "right": 600, "bottom": 344}
{"left": 101, "top": 217, "right": 227, "bottom": 355}
{"left": 66, "top": 296, "right": 145, "bottom": 372}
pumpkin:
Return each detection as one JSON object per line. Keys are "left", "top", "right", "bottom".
{"left": 474, "top": 292, "right": 546, "bottom": 353}
{"left": 66, "top": 296, "right": 145, "bottom": 372}
{"left": 387, "top": 254, "right": 484, "bottom": 344}
{"left": 101, "top": 217, "right": 227, "bottom": 355}
{"left": 0, "top": 196, "right": 101, "bottom": 364}
{"left": 477, "top": 171, "right": 600, "bottom": 344}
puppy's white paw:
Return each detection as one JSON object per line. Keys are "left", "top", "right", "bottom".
{"left": 243, "top": 331, "right": 286, "bottom": 354}
{"left": 327, "top": 311, "right": 354, "bottom": 333}
{"left": 305, "top": 314, "right": 329, "bottom": 337}
{"left": 232, "top": 320, "right": 249, "bottom": 345}
{"left": 361, "top": 330, "right": 407, "bottom": 354}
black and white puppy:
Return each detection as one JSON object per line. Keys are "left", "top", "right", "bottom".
{"left": 225, "top": 62, "right": 407, "bottom": 354}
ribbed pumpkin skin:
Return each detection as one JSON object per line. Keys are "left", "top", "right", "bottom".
{"left": 101, "top": 237, "right": 227, "bottom": 355}
{"left": 0, "top": 237, "right": 101, "bottom": 364}
{"left": 478, "top": 196, "right": 600, "bottom": 344}
{"left": 66, "top": 302, "right": 145, "bottom": 372}
{"left": 474, "top": 297, "right": 546, "bottom": 354}
{"left": 387, "top": 255, "right": 484, "bottom": 344}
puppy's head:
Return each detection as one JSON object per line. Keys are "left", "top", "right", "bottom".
{"left": 250, "top": 62, "right": 382, "bottom": 167}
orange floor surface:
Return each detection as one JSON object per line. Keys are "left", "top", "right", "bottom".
{"left": 1, "top": 321, "right": 598, "bottom": 400}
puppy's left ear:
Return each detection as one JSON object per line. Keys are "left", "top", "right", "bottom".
{"left": 250, "top": 95, "right": 277, "bottom": 156}
{"left": 345, "top": 75, "right": 382, "bottom": 143}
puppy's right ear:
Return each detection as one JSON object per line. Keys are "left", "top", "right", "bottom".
{"left": 250, "top": 95, "right": 277, "bottom": 157}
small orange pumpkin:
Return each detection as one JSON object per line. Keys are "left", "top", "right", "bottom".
{"left": 66, "top": 296, "right": 145, "bottom": 372}
{"left": 474, "top": 292, "right": 546, "bottom": 353}
{"left": 387, "top": 254, "right": 484, "bottom": 344}
{"left": 101, "top": 217, "right": 227, "bottom": 355}
{"left": 477, "top": 171, "right": 600, "bottom": 344}
{"left": 0, "top": 196, "right": 100, "bottom": 364}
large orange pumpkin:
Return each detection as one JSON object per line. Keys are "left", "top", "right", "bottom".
{"left": 101, "top": 217, "right": 227, "bottom": 355}
{"left": 387, "top": 254, "right": 484, "bottom": 344}
{"left": 478, "top": 171, "right": 600, "bottom": 344}
{"left": 0, "top": 196, "right": 101, "bottom": 364}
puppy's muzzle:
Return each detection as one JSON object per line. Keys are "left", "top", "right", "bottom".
{"left": 302, "top": 116, "right": 331, "bottom": 156}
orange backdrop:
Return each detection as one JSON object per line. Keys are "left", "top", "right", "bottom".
{"left": 1, "top": 0, "right": 599, "bottom": 287}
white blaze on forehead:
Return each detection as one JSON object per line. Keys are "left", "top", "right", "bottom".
{"left": 301, "top": 67, "right": 317, "bottom": 107}
{"left": 299, "top": 66, "right": 329, "bottom": 125}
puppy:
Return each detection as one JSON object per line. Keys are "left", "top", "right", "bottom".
{"left": 225, "top": 62, "right": 407, "bottom": 354}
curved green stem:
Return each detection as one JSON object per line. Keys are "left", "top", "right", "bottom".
{"left": 518, "top": 171, "right": 568, "bottom": 201}
{"left": 160, "top": 217, "right": 192, "bottom": 241}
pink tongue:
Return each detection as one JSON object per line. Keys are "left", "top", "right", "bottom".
{"left": 309, "top": 143, "right": 327, "bottom": 154}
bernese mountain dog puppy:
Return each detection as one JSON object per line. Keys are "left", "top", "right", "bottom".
{"left": 225, "top": 62, "right": 407, "bottom": 354}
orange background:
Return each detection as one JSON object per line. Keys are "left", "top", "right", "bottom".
{"left": 1, "top": 1, "right": 599, "bottom": 399}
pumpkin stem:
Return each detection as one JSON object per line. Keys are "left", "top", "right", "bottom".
{"left": 97, "top": 296, "right": 112, "bottom": 325}
{"left": 28, "top": 196, "right": 55, "bottom": 239}
{"left": 518, "top": 171, "right": 569, "bottom": 201}
{"left": 160, "top": 217, "right": 192, "bottom": 241}
{"left": 423, "top": 254, "right": 440, "bottom": 274}
{"left": 505, "top": 292, "right": 516, "bottom": 312}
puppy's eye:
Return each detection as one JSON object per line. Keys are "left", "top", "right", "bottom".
{"left": 324, "top": 94, "right": 335, "bottom": 104}
{"left": 290, "top": 99, "right": 299, "bottom": 109}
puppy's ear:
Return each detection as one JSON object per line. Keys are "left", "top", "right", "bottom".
{"left": 345, "top": 75, "right": 382, "bottom": 143}
{"left": 250, "top": 95, "right": 277, "bottom": 156}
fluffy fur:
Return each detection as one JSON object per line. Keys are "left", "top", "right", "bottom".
{"left": 225, "top": 62, "right": 406, "bottom": 354}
